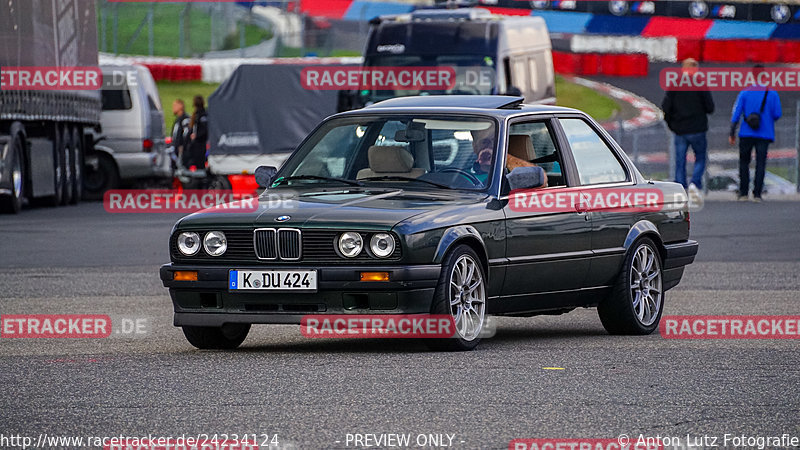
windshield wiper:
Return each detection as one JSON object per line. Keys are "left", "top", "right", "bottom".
{"left": 272, "top": 175, "right": 364, "bottom": 187}
{"left": 360, "top": 176, "right": 454, "bottom": 190}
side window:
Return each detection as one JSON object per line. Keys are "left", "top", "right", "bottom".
{"left": 101, "top": 88, "right": 132, "bottom": 111}
{"left": 527, "top": 57, "right": 538, "bottom": 93}
{"left": 507, "top": 121, "right": 566, "bottom": 187}
{"left": 542, "top": 52, "right": 555, "bottom": 89}
{"left": 512, "top": 58, "right": 527, "bottom": 93}
{"left": 559, "top": 118, "right": 627, "bottom": 185}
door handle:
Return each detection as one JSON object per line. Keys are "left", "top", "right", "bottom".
{"left": 575, "top": 192, "right": 591, "bottom": 218}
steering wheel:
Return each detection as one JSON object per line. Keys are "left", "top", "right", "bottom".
{"left": 438, "top": 168, "right": 482, "bottom": 186}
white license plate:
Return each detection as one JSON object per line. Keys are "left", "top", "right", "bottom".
{"left": 229, "top": 269, "right": 317, "bottom": 291}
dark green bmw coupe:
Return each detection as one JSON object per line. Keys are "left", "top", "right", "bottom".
{"left": 161, "top": 96, "right": 697, "bottom": 351}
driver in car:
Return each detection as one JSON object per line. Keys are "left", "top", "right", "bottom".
{"left": 471, "top": 126, "right": 547, "bottom": 187}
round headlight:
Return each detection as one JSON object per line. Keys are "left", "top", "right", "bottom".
{"left": 338, "top": 232, "right": 363, "bottom": 258}
{"left": 177, "top": 232, "right": 201, "bottom": 256}
{"left": 370, "top": 233, "right": 396, "bottom": 258}
{"left": 203, "top": 231, "right": 227, "bottom": 256}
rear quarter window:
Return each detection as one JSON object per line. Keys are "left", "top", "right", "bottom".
{"left": 102, "top": 89, "right": 132, "bottom": 111}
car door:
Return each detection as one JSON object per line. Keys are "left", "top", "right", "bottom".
{"left": 500, "top": 117, "right": 592, "bottom": 299}
{"left": 556, "top": 116, "right": 636, "bottom": 288}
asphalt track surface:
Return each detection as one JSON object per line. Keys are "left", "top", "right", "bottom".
{"left": 1, "top": 200, "right": 799, "bottom": 449}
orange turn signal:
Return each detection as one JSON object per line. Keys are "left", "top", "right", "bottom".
{"left": 360, "top": 272, "right": 389, "bottom": 282}
{"left": 173, "top": 271, "right": 198, "bottom": 281}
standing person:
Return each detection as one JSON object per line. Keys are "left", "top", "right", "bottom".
{"left": 729, "top": 64, "right": 782, "bottom": 202}
{"left": 187, "top": 95, "right": 209, "bottom": 169}
{"left": 662, "top": 58, "right": 715, "bottom": 197}
{"left": 171, "top": 99, "right": 190, "bottom": 168}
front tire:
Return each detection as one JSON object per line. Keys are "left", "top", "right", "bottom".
{"left": 425, "top": 245, "right": 487, "bottom": 351}
{"left": 598, "top": 237, "right": 664, "bottom": 335}
{"left": 182, "top": 324, "right": 250, "bottom": 349}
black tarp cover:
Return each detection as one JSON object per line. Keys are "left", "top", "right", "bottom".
{"left": 208, "top": 64, "right": 340, "bottom": 156}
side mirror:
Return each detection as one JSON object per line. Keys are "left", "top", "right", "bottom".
{"left": 254, "top": 166, "right": 278, "bottom": 188}
{"left": 507, "top": 166, "right": 546, "bottom": 191}
{"left": 504, "top": 86, "right": 523, "bottom": 97}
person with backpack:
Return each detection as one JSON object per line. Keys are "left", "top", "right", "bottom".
{"left": 729, "top": 64, "right": 782, "bottom": 202}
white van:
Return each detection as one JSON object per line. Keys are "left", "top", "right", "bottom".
{"left": 339, "top": 7, "right": 555, "bottom": 111}
{"left": 85, "top": 64, "right": 170, "bottom": 197}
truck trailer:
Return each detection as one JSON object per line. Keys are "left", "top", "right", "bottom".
{"left": 0, "top": 0, "right": 101, "bottom": 213}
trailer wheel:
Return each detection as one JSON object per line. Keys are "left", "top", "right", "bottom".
{"left": 43, "top": 129, "right": 65, "bottom": 207}
{"left": 61, "top": 126, "right": 74, "bottom": 205}
{"left": 0, "top": 133, "right": 25, "bottom": 214}
{"left": 69, "top": 127, "right": 83, "bottom": 204}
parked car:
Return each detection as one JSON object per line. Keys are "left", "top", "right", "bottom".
{"left": 84, "top": 64, "right": 170, "bottom": 198}
{"left": 160, "top": 95, "right": 698, "bottom": 351}
{"left": 707, "top": 168, "right": 797, "bottom": 196}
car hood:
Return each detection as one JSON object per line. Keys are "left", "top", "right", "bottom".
{"left": 176, "top": 188, "right": 485, "bottom": 231}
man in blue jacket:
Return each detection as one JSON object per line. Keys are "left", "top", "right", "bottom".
{"left": 729, "top": 64, "right": 782, "bottom": 202}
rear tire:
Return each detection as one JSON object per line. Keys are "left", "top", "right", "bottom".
{"left": 69, "top": 127, "right": 83, "bottom": 204}
{"left": 598, "top": 237, "right": 664, "bottom": 335}
{"left": 424, "top": 245, "right": 486, "bottom": 351}
{"left": 182, "top": 324, "right": 250, "bottom": 350}
{"left": 83, "top": 153, "right": 119, "bottom": 201}
{"left": 0, "top": 134, "right": 25, "bottom": 214}
{"left": 60, "top": 126, "right": 74, "bottom": 205}
{"left": 44, "top": 129, "right": 65, "bottom": 207}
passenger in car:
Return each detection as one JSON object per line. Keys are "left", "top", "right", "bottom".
{"left": 471, "top": 127, "right": 547, "bottom": 187}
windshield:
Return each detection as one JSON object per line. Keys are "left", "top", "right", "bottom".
{"left": 275, "top": 115, "right": 498, "bottom": 191}
{"left": 360, "top": 54, "right": 496, "bottom": 103}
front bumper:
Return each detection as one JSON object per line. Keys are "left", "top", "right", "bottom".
{"left": 160, "top": 263, "right": 441, "bottom": 327}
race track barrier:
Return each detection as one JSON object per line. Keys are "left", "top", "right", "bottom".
{"left": 553, "top": 51, "right": 648, "bottom": 77}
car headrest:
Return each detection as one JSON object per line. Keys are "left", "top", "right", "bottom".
{"left": 508, "top": 135, "right": 535, "bottom": 162}
{"left": 368, "top": 146, "right": 414, "bottom": 173}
